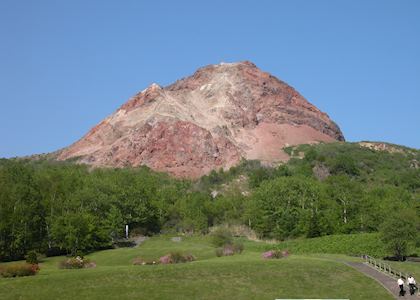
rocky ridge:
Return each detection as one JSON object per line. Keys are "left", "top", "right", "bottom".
{"left": 57, "top": 61, "right": 344, "bottom": 178}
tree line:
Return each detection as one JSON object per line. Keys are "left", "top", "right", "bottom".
{"left": 0, "top": 142, "right": 419, "bottom": 261}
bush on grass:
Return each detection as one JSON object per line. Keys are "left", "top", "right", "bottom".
{"left": 25, "top": 252, "right": 38, "bottom": 264}
{"left": 25, "top": 250, "right": 39, "bottom": 264}
{"left": 233, "top": 241, "right": 244, "bottom": 253}
{"left": 159, "top": 252, "right": 196, "bottom": 264}
{"left": 262, "top": 249, "right": 289, "bottom": 259}
{"left": 211, "top": 228, "right": 233, "bottom": 247}
{"left": 59, "top": 256, "right": 96, "bottom": 269}
{"left": 0, "top": 263, "right": 40, "bottom": 278}
{"left": 210, "top": 227, "right": 245, "bottom": 257}
{"left": 215, "top": 241, "right": 244, "bottom": 257}
{"left": 159, "top": 254, "right": 172, "bottom": 264}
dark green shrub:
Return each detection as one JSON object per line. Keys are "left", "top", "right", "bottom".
{"left": 283, "top": 146, "right": 293, "bottom": 156}
{"left": 0, "top": 263, "right": 39, "bottom": 278}
{"left": 211, "top": 228, "right": 233, "bottom": 247}
{"left": 170, "top": 251, "right": 186, "bottom": 263}
{"left": 25, "top": 250, "right": 38, "bottom": 264}
{"left": 249, "top": 167, "right": 274, "bottom": 188}
{"left": 330, "top": 155, "right": 360, "bottom": 176}
{"left": 233, "top": 241, "right": 244, "bottom": 253}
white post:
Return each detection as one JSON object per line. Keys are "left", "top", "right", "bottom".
{"left": 125, "top": 224, "right": 129, "bottom": 239}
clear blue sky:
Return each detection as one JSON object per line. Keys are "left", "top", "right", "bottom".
{"left": 0, "top": 0, "right": 419, "bottom": 158}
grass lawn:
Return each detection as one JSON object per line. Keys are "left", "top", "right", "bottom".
{"left": 379, "top": 259, "right": 420, "bottom": 280}
{"left": 0, "top": 235, "right": 394, "bottom": 300}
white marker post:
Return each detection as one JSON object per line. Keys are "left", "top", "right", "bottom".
{"left": 125, "top": 224, "right": 129, "bottom": 239}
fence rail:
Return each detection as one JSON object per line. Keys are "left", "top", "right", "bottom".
{"left": 362, "top": 254, "right": 409, "bottom": 280}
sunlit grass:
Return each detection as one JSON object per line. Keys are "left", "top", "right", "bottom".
{"left": 0, "top": 235, "right": 394, "bottom": 300}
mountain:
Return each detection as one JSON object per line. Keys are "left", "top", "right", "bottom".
{"left": 57, "top": 61, "right": 344, "bottom": 178}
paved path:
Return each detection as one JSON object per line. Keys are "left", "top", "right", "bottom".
{"left": 346, "top": 262, "right": 417, "bottom": 299}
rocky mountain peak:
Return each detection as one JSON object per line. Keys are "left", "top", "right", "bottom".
{"left": 57, "top": 61, "right": 344, "bottom": 178}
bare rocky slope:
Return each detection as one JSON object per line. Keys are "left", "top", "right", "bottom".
{"left": 57, "top": 61, "right": 344, "bottom": 178}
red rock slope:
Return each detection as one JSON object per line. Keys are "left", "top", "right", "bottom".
{"left": 57, "top": 61, "right": 344, "bottom": 178}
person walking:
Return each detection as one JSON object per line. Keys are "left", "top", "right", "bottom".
{"left": 398, "top": 277, "right": 406, "bottom": 297}
{"left": 407, "top": 275, "right": 417, "bottom": 296}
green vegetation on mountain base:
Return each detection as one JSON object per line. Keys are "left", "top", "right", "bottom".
{"left": 0, "top": 142, "right": 419, "bottom": 261}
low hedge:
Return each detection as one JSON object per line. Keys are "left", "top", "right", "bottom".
{"left": 0, "top": 263, "right": 39, "bottom": 278}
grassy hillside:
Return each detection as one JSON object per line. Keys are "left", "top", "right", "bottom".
{"left": 0, "top": 236, "right": 394, "bottom": 300}
{"left": 284, "top": 142, "right": 420, "bottom": 188}
{"left": 264, "top": 233, "right": 389, "bottom": 257}
{"left": 386, "top": 260, "right": 420, "bottom": 280}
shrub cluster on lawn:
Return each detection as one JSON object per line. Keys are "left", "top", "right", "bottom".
{"left": 262, "top": 249, "right": 289, "bottom": 259}
{"left": 211, "top": 228, "right": 234, "bottom": 247}
{"left": 211, "top": 227, "right": 245, "bottom": 257}
{"left": 0, "top": 263, "right": 39, "bottom": 278}
{"left": 58, "top": 256, "right": 96, "bottom": 269}
{"left": 25, "top": 250, "right": 41, "bottom": 264}
{"left": 133, "top": 252, "right": 196, "bottom": 266}
{"left": 159, "top": 252, "right": 196, "bottom": 264}
{"left": 215, "top": 243, "right": 244, "bottom": 257}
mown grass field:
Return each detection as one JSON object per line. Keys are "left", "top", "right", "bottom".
{"left": 247, "top": 233, "right": 390, "bottom": 258}
{"left": 378, "top": 259, "right": 420, "bottom": 280}
{"left": 0, "top": 235, "right": 395, "bottom": 300}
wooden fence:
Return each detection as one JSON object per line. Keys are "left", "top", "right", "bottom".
{"left": 362, "top": 254, "right": 409, "bottom": 279}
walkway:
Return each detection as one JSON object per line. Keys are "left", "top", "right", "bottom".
{"left": 346, "top": 261, "right": 416, "bottom": 299}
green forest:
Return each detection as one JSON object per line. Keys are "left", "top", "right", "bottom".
{"left": 1, "top": 142, "right": 419, "bottom": 261}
